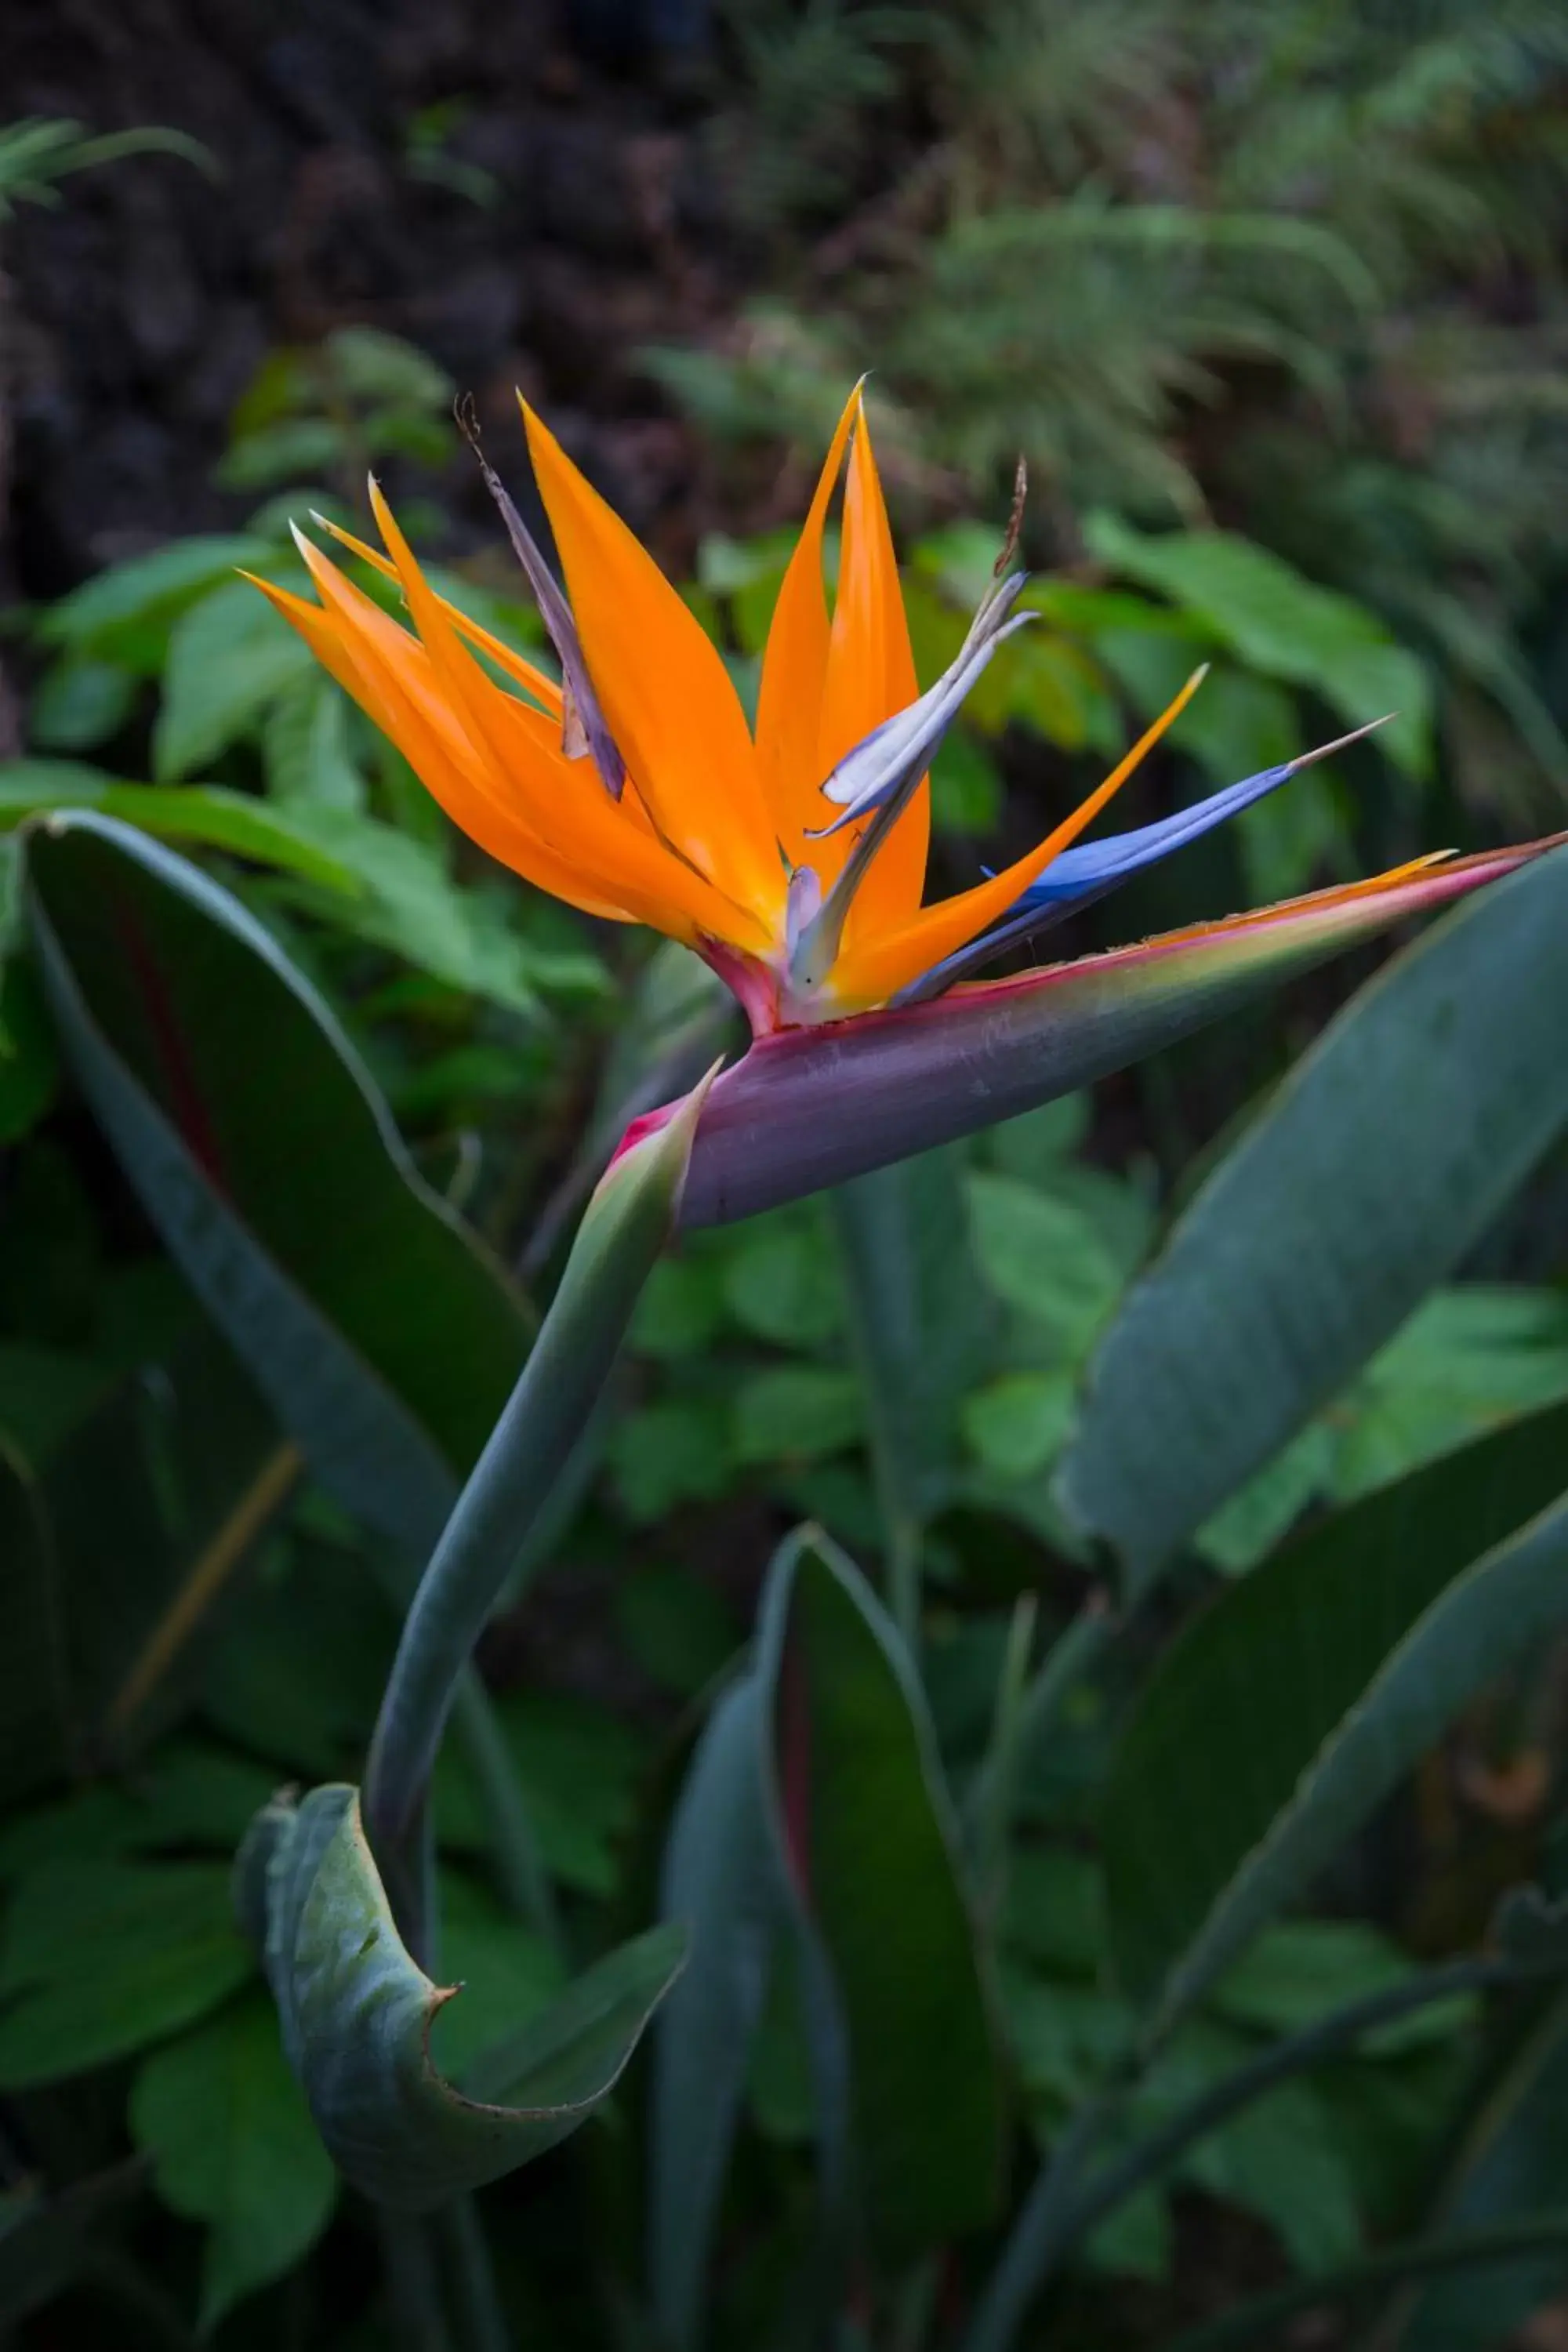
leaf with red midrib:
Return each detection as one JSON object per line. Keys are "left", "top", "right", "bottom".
{"left": 757, "top": 1529, "right": 1005, "bottom": 2262}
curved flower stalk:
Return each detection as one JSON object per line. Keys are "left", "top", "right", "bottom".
{"left": 252, "top": 384, "right": 1559, "bottom": 1193}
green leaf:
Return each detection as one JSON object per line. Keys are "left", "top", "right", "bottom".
{"left": 130, "top": 1990, "right": 338, "bottom": 2329}
{"left": 0, "top": 1859, "right": 252, "bottom": 2087}
{"left": 428, "top": 1871, "right": 564, "bottom": 2078}
{"left": 27, "top": 656, "right": 138, "bottom": 753}
{"left": 1129, "top": 2018, "right": 1363, "bottom": 2275}
{"left": 1210, "top": 1920, "right": 1424, "bottom": 2045}
{"left": 261, "top": 677, "right": 367, "bottom": 811}
{"left": 215, "top": 419, "right": 346, "bottom": 493}
{"left": 0, "top": 2160, "right": 147, "bottom": 2330}
{"left": 270, "top": 807, "right": 599, "bottom": 1018}
{"left": 967, "top": 1171, "right": 1123, "bottom": 1356}
{"left": 611, "top": 1400, "right": 732, "bottom": 1523}
{"left": 26, "top": 813, "right": 528, "bottom": 1555}
{"left": 242, "top": 1784, "right": 685, "bottom": 2209}
{"left": 0, "top": 959, "right": 60, "bottom": 1142}
{"left": 1058, "top": 844, "right": 1568, "bottom": 1591}
{"left": 1102, "top": 1401, "right": 1568, "bottom": 2033}
{"left": 962, "top": 1371, "right": 1077, "bottom": 1480}
{"left": 829, "top": 1146, "right": 997, "bottom": 1530}
{"left": 615, "top": 1565, "right": 738, "bottom": 1697}
{"left": 0, "top": 1321, "right": 283, "bottom": 1802}
{"left": 1083, "top": 515, "right": 1432, "bottom": 775}
{"left": 154, "top": 580, "right": 316, "bottom": 781}
{"left": 0, "top": 760, "right": 367, "bottom": 891}
{"left": 1396, "top": 1991, "right": 1568, "bottom": 2350}
{"left": 731, "top": 1366, "right": 864, "bottom": 1465}
{"left": 36, "top": 537, "right": 278, "bottom": 662}
{"left": 723, "top": 1215, "right": 843, "bottom": 1348}
{"left": 1200, "top": 1287, "right": 1568, "bottom": 1573}
{"left": 652, "top": 1678, "right": 786, "bottom": 2350}
{"left": 757, "top": 1530, "right": 1005, "bottom": 2258}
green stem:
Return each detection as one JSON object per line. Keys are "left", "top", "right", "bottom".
{"left": 966, "top": 1598, "right": 1111, "bottom": 1912}
{"left": 436, "top": 2197, "right": 512, "bottom": 2352}
{"left": 1160, "top": 2214, "right": 1568, "bottom": 2352}
{"left": 365, "top": 1089, "right": 706, "bottom": 1907}
{"left": 377, "top": 2210, "right": 453, "bottom": 2352}
{"left": 963, "top": 1953, "right": 1518, "bottom": 2352}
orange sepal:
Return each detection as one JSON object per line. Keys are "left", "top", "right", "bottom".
{"left": 314, "top": 517, "right": 564, "bottom": 717}
{"left": 521, "top": 402, "right": 786, "bottom": 927}
{"left": 753, "top": 383, "right": 862, "bottom": 863}
{"left": 820, "top": 406, "right": 929, "bottom": 944}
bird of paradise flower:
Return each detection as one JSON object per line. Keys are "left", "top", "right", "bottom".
{"left": 251, "top": 383, "right": 1558, "bottom": 1228}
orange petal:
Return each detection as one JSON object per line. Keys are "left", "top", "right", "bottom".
{"left": 820, "top": 406, "right": 929, "bottom": 944}
{"left": 249, "top": 572, "right": 637, "bottom": 924}
{"left": 362, "top": 485, "right": 775, "bottom": 952}
{"left": 826, "top": 668, "right": 1209, "bottom": 1012}
{"left": 753, "top": 383, "right": 862, "bottom": 862}
{"left": 315, "top": 517, "right": 564, "bottom": 717}
{"left": 521, "top": 403, "right": 786, "bottom": 927}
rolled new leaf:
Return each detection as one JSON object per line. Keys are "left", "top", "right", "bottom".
{"left": 755, "top": 1528, "right": 1006, "bottom": 2261}
{"left": 237, "top": 1784, "right": 684, "bottom": 2210}
{"left": 637, "top": 840, "right": 1563, "bottom": 1229}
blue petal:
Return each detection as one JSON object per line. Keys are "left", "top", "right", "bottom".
{"left": 1008, "top": 754, "right": 1299, "bottom": 911}
{"left": 895, "top": 718, "right": 1388, "bottom": 1007}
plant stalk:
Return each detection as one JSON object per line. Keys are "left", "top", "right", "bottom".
{"left": 964, "top": 1952, "right": 1523, "bottom": 2352}
{"left": 365, "top": 1077, "right": 710, "bottom": 1935}
{"left": 1160, "top": 2213, "right": 1568, "bottom": 2352}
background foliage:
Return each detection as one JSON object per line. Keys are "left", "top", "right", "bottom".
{"left": 2, "top": 2, "right": 1568, "bottom": 2347}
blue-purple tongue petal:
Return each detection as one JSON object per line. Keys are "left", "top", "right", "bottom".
{"left": 463, "top": 420, "right": 627, "bottom": 800}
{"left": 1009, "top": 722, "right": 1388, "bottom": 909}
{"left": 895, "top": 717, "right": 1394, "bottom": 1004}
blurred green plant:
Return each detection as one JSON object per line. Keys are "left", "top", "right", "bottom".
{"left": 0, "top": 118, "right": 216, "bottom": 220}
{"left": 2, "top": 304, "right": 1568, "bottom": 2352}
{"left": 657, "top": 0, "right": 1568, "bottom": 822}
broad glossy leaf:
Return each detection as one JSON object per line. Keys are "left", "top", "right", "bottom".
{"left": 1059, "top": 841, "right": 1568, "bottom": 1590}
{"left": 1083, "top": 514, "right": 1432, "bottom": 775}
{"left": 0, "top": 760, "right": 364, "bottom": 889}
{"left": 130, "top": 1990, "right": 338, "bottom": 2329}
{"left": 154, "top": 579, "right": 315, "bottom": 780}
{"left": 267, "top": 805, "right": 611, "bottom": 1017}
{"left": 652, "top": 1678, "right": 785, "bottom": 2349}
{"left": 27, "top": 813, "right": 528, "bottom": 1555}
{"left": 241, "top": 1784, "right": 684, "bottom": 2209}
{"left": 664, "top": 841, "right": 1558, "bottom": 1229}
{"left": 757, "top": 1530, "right": 1004, "bottom": 2258}
{"left": 0, "top": 1321, "right": 281, "bottom": 1800}
{"left": 35, "top": 535, "right": 278, "bottom": 664}
{"left": 1200, "top": 1285, "right": 1568, "bottom": 1573}
{"left": 0, "top": 1858, "right": 252, "bottom": 2087}
{"left": 1103, "top": 1402, "right": 1568, "bottom": 2033}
